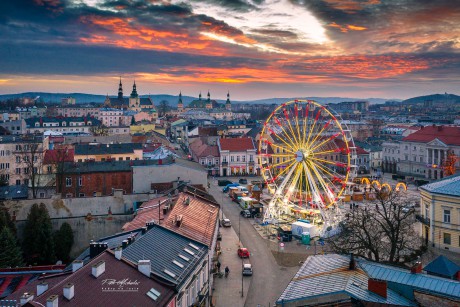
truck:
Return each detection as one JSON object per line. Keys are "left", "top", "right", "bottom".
{"left": 291, "top": 221, "right": 318, "bottom": 238}
{"left": 239, "top": 197, "right": 256, "bottom": 209}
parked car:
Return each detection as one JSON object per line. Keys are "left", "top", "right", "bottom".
{"left": 239, "top": 178, "right": 248, "bottom": 184}
{"left": 237, "top": 247, "right": 250, "bottom": 258}
{"left": 222, "top": 218, "right": 232, "bottom": 227}
{"left": 240, "top": 210, "right": 251, "bottom": 218}
{"left": 218, "top": 180, "right": 233, "bottom": 186}
{"left": 242, "top": 263, "right": 253, "bottom": 276}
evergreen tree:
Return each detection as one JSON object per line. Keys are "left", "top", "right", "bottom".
{"left": 22, "top": 203, "right": 56, "bottom": 265}
{"left": 53, "top": 222, "right": 74, "bottom": 263}
{"left": 0, "top": 203, "right": 16, "bottom": 235}
{"left": 0, "top": 227, "right": 24, "bottom": 268}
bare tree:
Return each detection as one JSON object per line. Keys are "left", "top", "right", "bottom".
{"left": 328, "top": 188, "right": 422, "bottom": 264}
{"left": 90, "top": 124, "right": 109, "bottom": 136}
{"left": 51, "top": 146, "right": 73, "bottom": 196}
{"left": 17, "top": 141, "right": 44, "bottom": 198}
{"left": 158, "top": 100, "right": 170, "bottom": 117}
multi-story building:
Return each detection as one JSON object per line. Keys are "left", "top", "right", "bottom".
{"left": 55, "top": 105, "right": 101, "bottom": 118}
{"left": 99, "top": 107, "right": 127, "bottom": 127}
{"left": 16, "top": 106, "right": 47, "bottom": 120}
{"left": 25, "top": 116, "right": 102, "bottom": 135}
{"left": 0, "top": 135, "right": 48, "bottom": 186}
{"left": 74, "top": 143, "right": 143, "bottom": 162}
{"left": 0, "top": 119, "right": 26, "bottom": 135}
{"left": 218, "top": 137, "right": 257, "bottom": 176}
{"left": 189, "top": 138, "right": 220, "bottom": 176}
{"left": 419, "top": 174, "right": 460, "bottom": 253}
{"left": 382, "top": 125, "right": 460, "bottom": 180}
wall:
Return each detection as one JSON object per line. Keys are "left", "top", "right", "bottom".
{"left": 133, "top": 163, "right": 207, "bottom": 193}
{"left": 3, "top": 193, "right": 151, "bottom": 257}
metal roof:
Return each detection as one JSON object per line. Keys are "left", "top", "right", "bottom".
{"left": 0, "top": 185, "right": 28, "bottom": 200}
{"left": 122, "top": 224, "right": 208, "bottom": 288}
{"left": 423, "top": 255, "right": 460, "bottom": 278}
{"left": 419, "top": 173, "right": 460, "bottom": 197}
{"left": 277, "top": 255, "right": 416, "bottom": 306}
{"left": 360, "top": 260, "right": 460, "bottom": 299}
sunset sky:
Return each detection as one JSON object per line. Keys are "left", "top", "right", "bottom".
{"left": 0, "top": 0, "right": 459, "bottom": 100}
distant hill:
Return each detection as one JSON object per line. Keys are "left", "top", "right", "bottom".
{"left": 0, "top": 92, "right": 396, "bottom": 106}
{"left": 402, "top": 93, "right": 460, "bottom": 105}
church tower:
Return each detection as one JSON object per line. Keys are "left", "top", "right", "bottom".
{"left": 129, "top": 80, "right": 140, "bottom": 111}
{"left": 177, "top": 92, "right": 184, "bottom": 112}
{"left": 225, "top": 91, "right": 232, "bottom": 111}
{"left": 206, "top": 91, "right": 212, "bottom": 109}
{"left": 117, "top": 77, "right": 123, "bottom": 100}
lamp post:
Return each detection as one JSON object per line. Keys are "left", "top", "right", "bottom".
{"left": 239, "top": 213, "right": 243, "bottom": 297}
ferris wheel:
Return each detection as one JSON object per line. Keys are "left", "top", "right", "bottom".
{"left": 259, "top": 99, "right": 356, "bottom": 228}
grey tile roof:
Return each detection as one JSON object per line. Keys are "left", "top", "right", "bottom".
{"left": 360, "top": 260, "right": 460, "bottom": 299}
{"left": 25, "top": 116, "right": 101, "bottom": 127}
{"left": 0, "top": 185, "right": 28, "bottom": 200}
{"left": 75, "top": 143, "right": 143, "bottom": 155}
{"left": 277, "top": 255, "right": 416, "bottom": 306}
{"left": 122, "top": 224, "right": 208, "bottom": 288}
{"left": 419, "top": 173, "right": 460, "bottom": 197}
{"left": 64, "top": 158, "right": 175, "bottom": 174}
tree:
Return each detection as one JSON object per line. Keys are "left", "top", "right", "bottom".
{"left": 49, "top": 146, "right": 73, "bottom": 196}
{"left": 22, "top": 203, "right": 55, "bottom": 265}
{"left": 158, "top": 100, "right": 170, "bottom": 117}
{"left": 327, "top": 188, "right": 421, "bottom": 264}
{"left": 53, "top": 222, "right": 74, "bottom": 263}
{"left": 90, "top": 124, "right": 109, "bottom": 136}
{"left": 0, "top": 227, "right": 24, "bottom": 268}
{"left": 17, "top": 139, "right": 44, "bottom": 198}
{"left": 0, "top": 203, "right": 17, "bottom": 235}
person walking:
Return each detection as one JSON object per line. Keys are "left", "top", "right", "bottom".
{"left": 224, "top": 266, "right": 229, "bottom": 278}
{"left": 216, "top": 260, "right": 221, "bottom": 272}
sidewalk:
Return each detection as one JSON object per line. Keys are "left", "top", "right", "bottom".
{"left": 212, "top": 215, "right": 251, "bottom": 307}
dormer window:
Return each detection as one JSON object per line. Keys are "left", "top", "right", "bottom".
{"left": 35, "top": 122, "right": 39, "bottom": 127}
{"left": 62, "top": 121, "right": 66, "bottom": 126}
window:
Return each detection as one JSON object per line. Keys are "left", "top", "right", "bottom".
{"left": 24, "top": 167, "right": 29, "bottom": 174}
{"left": 39, "top": 192, "right": 45, "bottom": 198}
{"left": 66, "top": 177, "right": 72, "bottom": 187}
{"left": 230, "top": 156, "right": 234, "bottom": 162}
{"left": 16, "top": 156, "right": 21, "bottom": 163}
{"left": 126, "top": 157, "right": 130, "bottom": 161}
{"left": 16, "top": 179, "right": 21, "bottom": 185}
{"left": 15, "top": 145, "right": 22, "bottom": 151}
{"left": 78, "top": 176, "right": 82, "bottom": 186}
{"left": 79, "top": 193, "right": 85, "bottom": 197}
{"left": 47, "top": 165, "right": 52, "bottom": 173}
{"left": 249, "top": 155, "right": 253, "bottom": 162}
{"left": 23, "top": 179, "right": 29, "bottom": 185}
{"left": 242, "top": 155, "right": 246, "bottom": 162}
{"left": 443, "top": 233, "right": 451, "bottom": 245}
{"left": 66, "top": 193, "right": 73, "bottom": 198}
{"left": 443, "top": 209, "right": 451, "bottom": 223}
{"left": 236, "top": 156, "right": 240, "bottom": 162}
{"left": 15, "top": 168, "right": 21, "bottom": 174}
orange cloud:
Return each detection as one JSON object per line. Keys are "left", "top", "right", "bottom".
{"left": 324, "top": 0, "right": 380, "bottom": 13}
{"left": 347, "top": 25, "right": 367, "bottom": 31}
{"left": 329, "top": 22, "right": 367, "bottom": 33}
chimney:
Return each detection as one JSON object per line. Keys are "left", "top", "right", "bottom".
{"left": 63, "top": 283, "right": 74, "bottom": 301}
{"left": 368, "top": 279, "right": 387, "bottom": 298}
{"left": 114, "top": 247, "right": 122, "bottom": 260}
{"left": 72, "top": 260, "right": 83, "bottom": 272}
{"left": 122, "top": 239, "right": 129, "bottom": 249}
{"left": 146, "top": 222, "right": 155, "bottom": 230}
{"left": 46, "top": 295, "right": 58, "bottom": 307}
{"left": 90, "top": 242, "right": 108, "bottom": 258}
{"left": 411, "top": 261, "right": 422, "bottom": 274}
{"left": 141, "top": 226, "right": 148, "bottom": 234}
{"left": 20, "top": 293, "right": 34, "bottom": 305}
{"left": 176, "top": 214, "right": 183, "bottom": 227}
{"left": 349, "top": 253, "right": 356, "bottom": 270}
{"left": 92, "top": 261, "right": 105, "bottom": 278}
{"left": 138, "top": 260, "right": 151, "bottom": 277}
{"left": 37, "top": 282, "right": 49, "bottom": 296}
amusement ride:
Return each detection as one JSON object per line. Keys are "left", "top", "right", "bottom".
{"left": 259, "top": 99, "right": 357, "bottom": 236}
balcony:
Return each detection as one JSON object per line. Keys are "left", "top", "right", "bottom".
{"left": 415, "top": 214, "right": 430, "bottom": 226}
{"left": 221, "top": 161, "right": 228, "bottom": 166}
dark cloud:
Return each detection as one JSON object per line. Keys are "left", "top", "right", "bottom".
{"left": 188, "top": 0, "right": 259, "bottom": 12}
{"left": 0, "top": 41, "right": 267, "bottom": 75}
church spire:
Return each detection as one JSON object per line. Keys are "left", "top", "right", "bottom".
{"left": 199, "top": 92, "right": 202, "bottom": 100}
{"left": 130, "top": 80, "right": 138, "bottom": 98}
{"left": 118, "top": 76, "right": 123, "bottom": 100}
{"left": 207, "top": 90, "right": 210, "bottom": 101}
{"left": 178, "top": 91, "right": 183, "bottom": 104}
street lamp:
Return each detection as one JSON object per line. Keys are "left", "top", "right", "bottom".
{"left": 239, "top": 213, "right": 243, "bottom": 297}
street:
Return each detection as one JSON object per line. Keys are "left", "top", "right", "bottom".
{"left": 208, "top": 178, "right": 299, "bottom": 307}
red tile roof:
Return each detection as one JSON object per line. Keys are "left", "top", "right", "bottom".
{"left": 219, "top": 137, "right": 255, "bottom": 151}
{"left": 190, "top": 139, "right": 219, "bottom": 158}
{"left": 20, "top": 251, "right": 175, "bottom": 307}
{"left": 123, "top": 192, "right": 219, "bottom": 247}
{"left": 402, "top": 125, "right": 460, "bottom": 146}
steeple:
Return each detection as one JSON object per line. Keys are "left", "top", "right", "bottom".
{"left": 225, "top": 91, "right": 231, "bottom": 111}
{"left": 199, "top": 92, "right": 202, "bottom": 100}
{"left": 130, "top": 80, "right": 138, "bottom": 98}
{"left": 178, "top": 91, "right": 183, "bottom": 104}
{"left": 207, "top": 90, "right": 210, "bottom": 101}
{"left": 226, "top": 91, "right": 231, "bottom": 104}
{"left": 118, "top": 76, "right": 123, "bottom": 100}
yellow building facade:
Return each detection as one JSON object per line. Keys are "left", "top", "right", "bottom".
{"left": 419, "top": 174, "right": 460, "bottom": 253}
